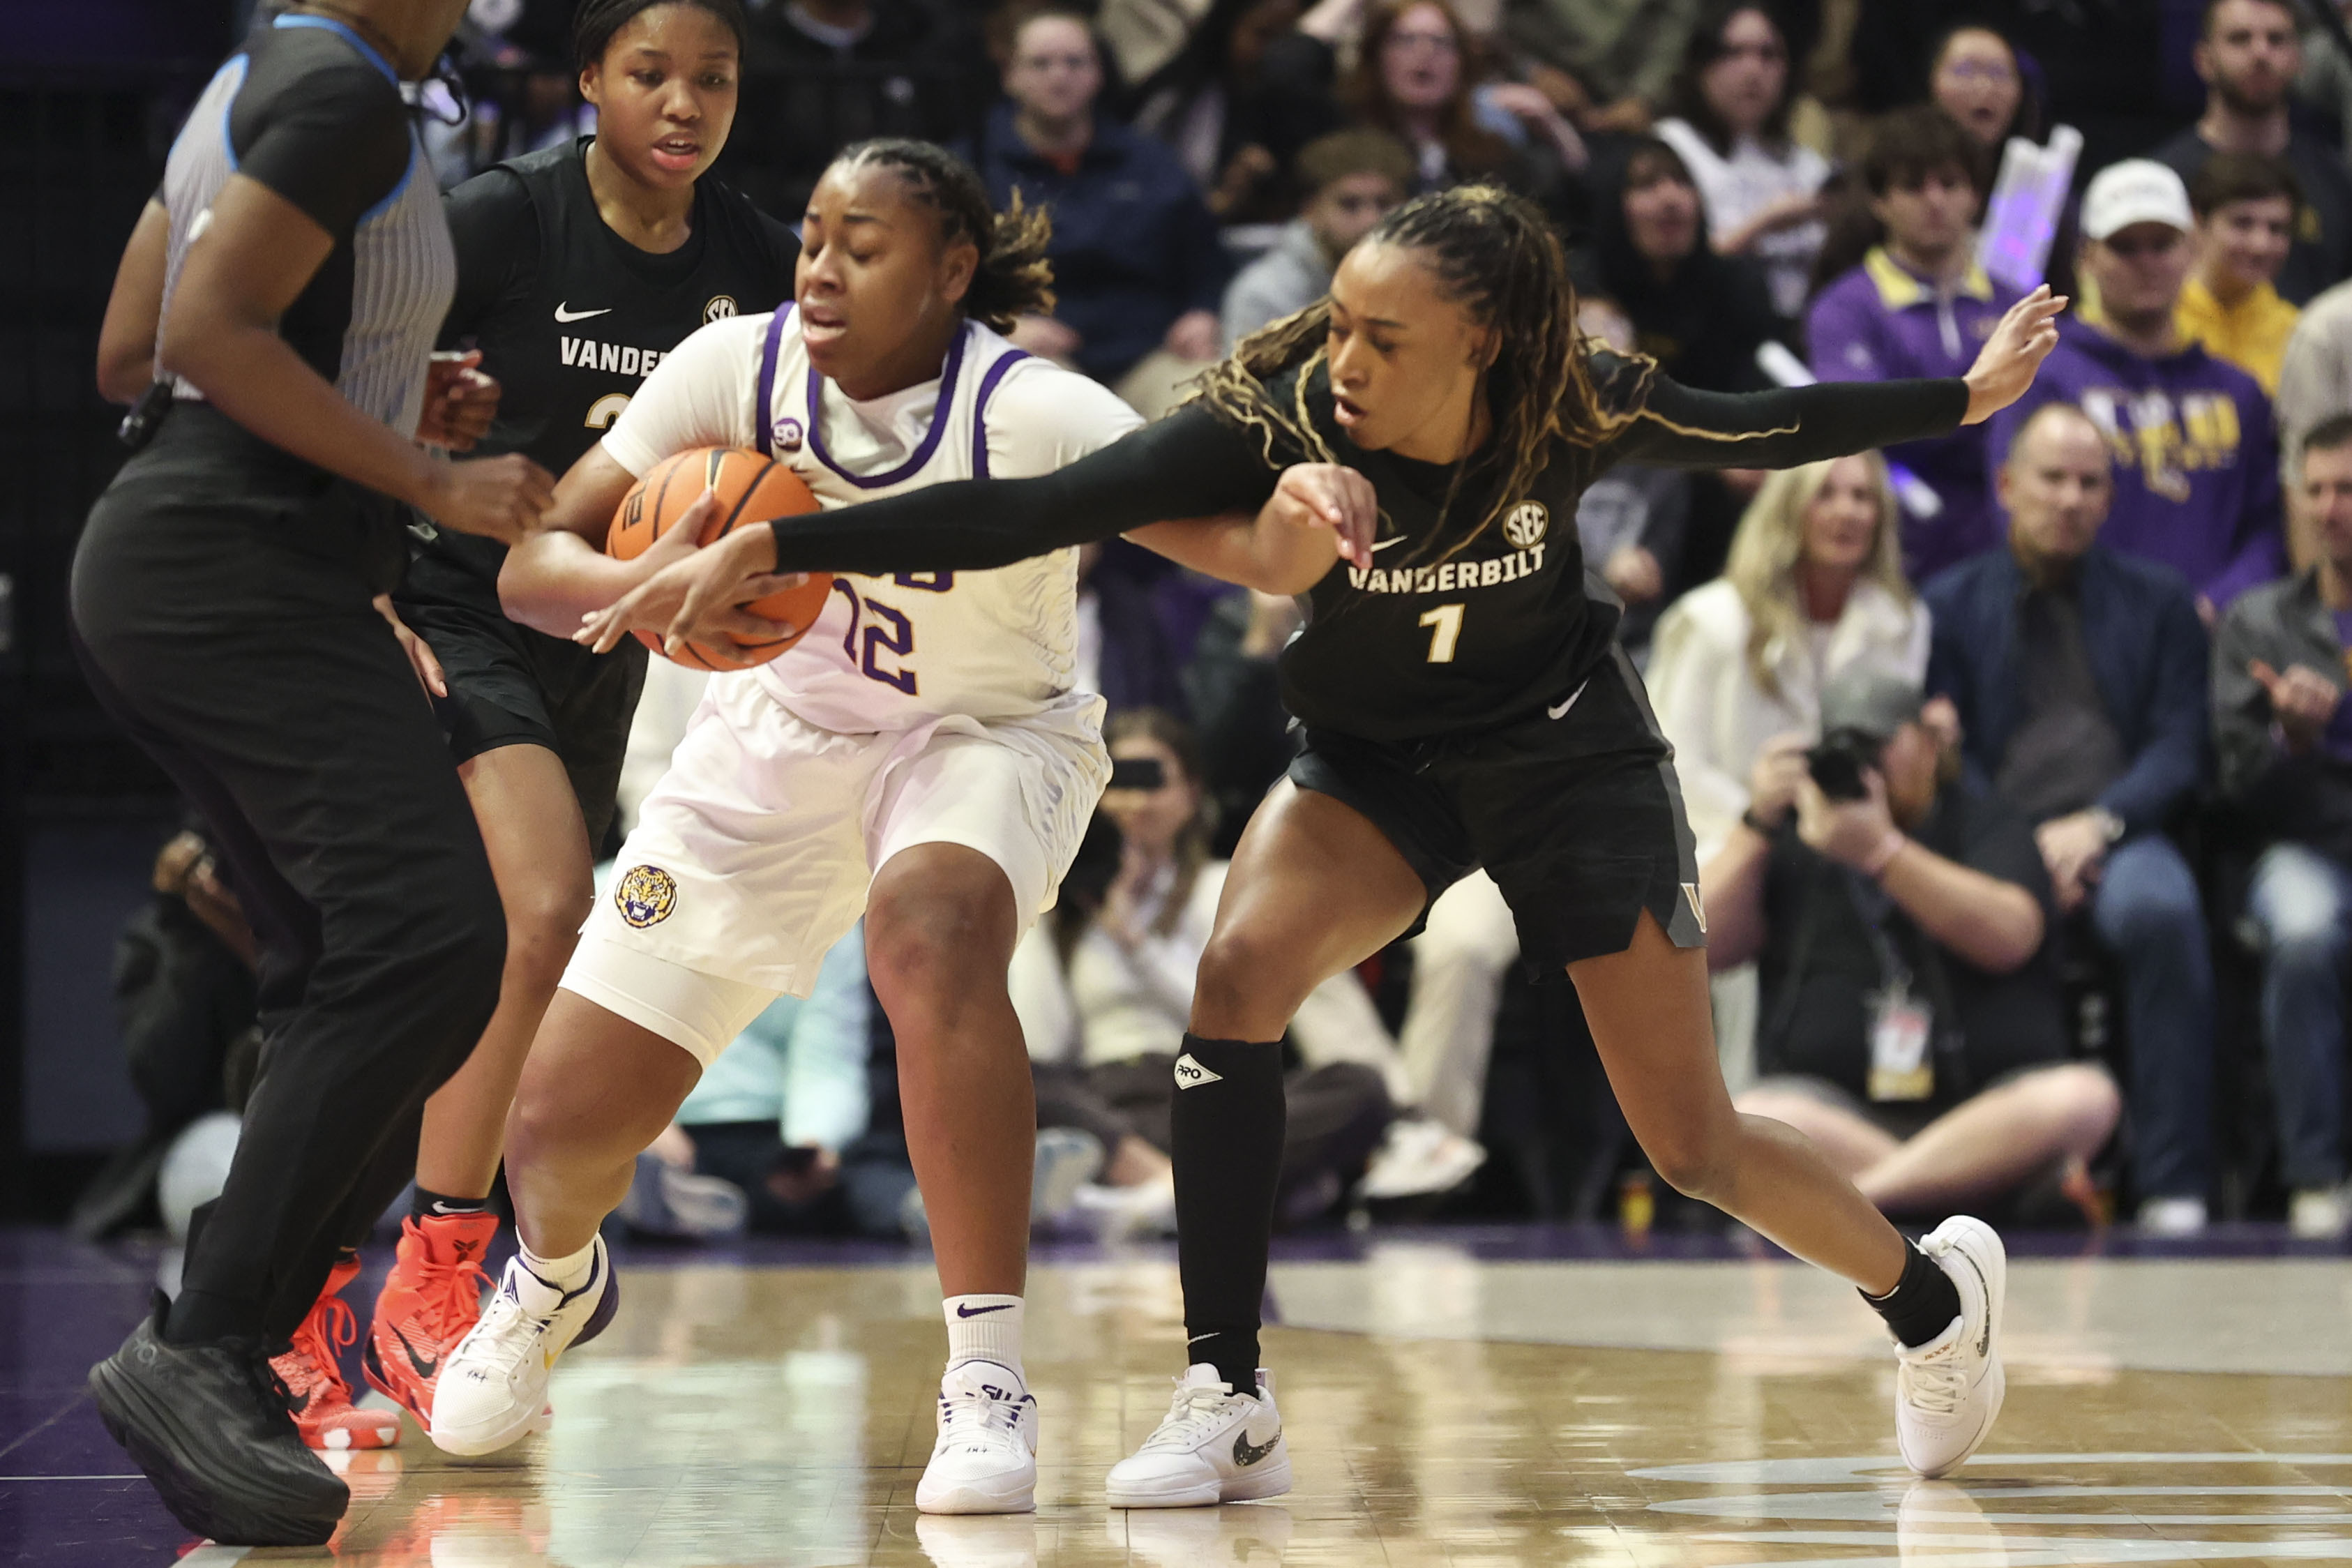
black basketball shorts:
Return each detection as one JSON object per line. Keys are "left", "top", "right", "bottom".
{"left": 393, "top": 552, "right": 647, "bottom": 848}
{"left": 1288, "top": 647, "right": 1708, "bottom": 971}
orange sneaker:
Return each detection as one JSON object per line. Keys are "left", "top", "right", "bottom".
{"left": 273, "top": 1256, "right": 401, "bottom": 1451}
{"left": 363, "top": 1212, "right": 497, "bottom": 1428}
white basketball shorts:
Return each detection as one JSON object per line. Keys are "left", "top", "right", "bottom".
{"left": 562, "top": 674, "right": 1108, "bottom": 1066}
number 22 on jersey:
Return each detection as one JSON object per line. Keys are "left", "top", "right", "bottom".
{"left": 1418, "top": 603, "right": 1465, "bottom": 663}
{"left": 834, "top": 573, "right": 956, "bottom": 693}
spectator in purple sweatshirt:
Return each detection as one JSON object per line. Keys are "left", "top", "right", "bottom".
{"left": 1809, "top": 106, "right": 2022, "bottom": 582}
{"left": 1989, "top": 158, "right": 2286, "bottom": 618}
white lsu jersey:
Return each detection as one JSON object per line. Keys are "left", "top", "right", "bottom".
{"left": 601, "top": 308, "right": 1143, "bottom": 733}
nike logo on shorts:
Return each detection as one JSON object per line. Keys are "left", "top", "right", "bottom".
{"left": 554, "top": 302, "right": 613, "bottom": 322}
{"left": 1547, "top": 680, "right": 1590, "bottom": 721}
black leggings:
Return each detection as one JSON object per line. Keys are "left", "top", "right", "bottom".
{"left": 72, "top": 416, "right": 504, "bottom": 1342}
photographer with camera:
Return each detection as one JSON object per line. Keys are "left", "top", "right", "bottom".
{"left": 1924, "top": 402, "right": 2216, "bottom": 1234}
{"left": 1701, "top": 666, "right": 2120, "bottom": 1220}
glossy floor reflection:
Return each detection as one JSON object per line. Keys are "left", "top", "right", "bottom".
{"left": 13, "top": 1235, "right": 2352, "bottom": 1565}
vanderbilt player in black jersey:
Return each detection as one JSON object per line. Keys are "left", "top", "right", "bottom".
{"left": 365, "top": 0, "right": 794, "bottom": 1435}
{"left": 594, "top": 183, "right": 2070, "bottom": 1498}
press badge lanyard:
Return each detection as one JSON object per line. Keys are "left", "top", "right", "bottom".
{"left": 1756, "top": 858, "right": 1956, "bottom": 1103}
{"left": 1844, "top": 873, "right": 1938, "bottom": 1101}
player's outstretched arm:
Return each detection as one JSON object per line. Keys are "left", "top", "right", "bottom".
{"left": 1957, "top": 285, "right": 2069, "bottom": 425}
{"left": 1126, "top": 465, "right": 1378, "bottom": 595}
{"left": 1618, "top": 286, "right": 2067, "bottom": 471}
{"left": 577, "top": 410, "right": 1284, "bottom": 657}
{"left": 498, "top": 445, "right": 707, "bottom": 636}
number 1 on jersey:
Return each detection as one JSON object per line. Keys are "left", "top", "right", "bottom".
{"left": 1418, "top": 603, "right": 1465, "bottom": 663}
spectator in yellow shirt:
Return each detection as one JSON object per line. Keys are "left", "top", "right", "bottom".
{"left": 2176, "top": 151, "right": 2303, "bottom": 393}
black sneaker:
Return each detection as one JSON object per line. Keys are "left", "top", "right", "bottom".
{"left": 89, "top": 1294, "right": 349, "bottom": 1545}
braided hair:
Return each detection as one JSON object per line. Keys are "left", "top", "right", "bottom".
{"left": 573, "top": 0, "right": 749, "bottom": 68}
{"left": 829, "top": 140, "right": 1057, "bottom": 331}
{"left": 1188, "top": 183, "right": 1640, "bottom": 559}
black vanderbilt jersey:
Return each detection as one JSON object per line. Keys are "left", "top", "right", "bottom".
{"left": 420, "top": 136, "right": 797, "bottom": 584}
{"left": 1273, "top": 358, "right": 1627, "bottom": 742}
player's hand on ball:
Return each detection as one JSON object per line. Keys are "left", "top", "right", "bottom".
{"left": 578, "top": 523, "right": 804, "bottom": 658}
{"left": 1267, "top": 463, "right": 1378, "bottom": 568}
{"left": 1961, "top": 285, "right": 2068, "bottom": 425}
{"left": 426, "top": 453, "right": 555, "bottom": 545}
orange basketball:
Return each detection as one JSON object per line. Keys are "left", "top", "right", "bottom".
{"left": 605, "top": 446, "right": 834, "bottom": 672}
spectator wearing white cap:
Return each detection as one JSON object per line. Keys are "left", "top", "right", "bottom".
{"left": 1985, "top": 158, "right": 2285, "bottom": 617}
{"left": 2150, "top": 0, "right": 2352, "bottom": 306}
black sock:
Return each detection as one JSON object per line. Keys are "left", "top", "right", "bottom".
{"left": 411, "top": 1186, "right": 490, "bottom": 1220}
{"left": 1861, "top": 1241, "right": 1962, "bottom": 1348}
{"left": 1171, "top": 1034, "right": 1285, "bottom": 1399}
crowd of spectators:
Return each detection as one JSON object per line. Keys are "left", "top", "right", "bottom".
{"left": 133, "top": 0, "right": 2352, "bottom": 1242}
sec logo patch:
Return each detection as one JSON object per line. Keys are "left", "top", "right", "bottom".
{"left": 1502, "top": 501, "right": 1549, "bottom": 549}
{"left": 703, "top": 294, "right": 738, "bottom": 324}
{"left": 615, "top": 864, "right": 679, "bottom": 928}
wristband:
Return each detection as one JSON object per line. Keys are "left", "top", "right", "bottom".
{"left": 1862, "top": 830, "right": 1906, "bottom": 880}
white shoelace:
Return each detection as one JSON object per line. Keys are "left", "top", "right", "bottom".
{"left": 1140, "top": 1382, "right": 1244, "bottom": 1452}
{"left": 460, "top": 1287, "right": 551, "bottom": 1380}
{"left": 1897, "top": 1340, "right": 1969, "bottom": 1418}
{"left": 937, "top": 1387, "right": 1030, "bottom": 1449}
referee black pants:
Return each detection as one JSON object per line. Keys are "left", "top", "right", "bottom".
{"left": 72, "top": 416, "right": 504, "bottom": 1343}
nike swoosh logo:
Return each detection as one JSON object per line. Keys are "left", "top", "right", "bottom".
{"left": 284, "top": 1387, "right": 310, "bottom": 1415}
{"left": 392, "top": 1324, "right": 440, "bottom": 1379}
{"left": 554, "top": 303, "right": 612, "bottom": 322}
{"left": 1371, "top": 536, "right": 1405, "bottom": 552}
{"left": 1232, "top": 1426, "right": 1281, "bottom": 1467}
{"left": 955, "top": 1302, "right": 1015, "bottom": 1318}
{"left": 1547, "top": 680, "right": 1589, "bottom": 721}
{"left": 1962, "top": 1252, "right": 1991, "bottom": 1356}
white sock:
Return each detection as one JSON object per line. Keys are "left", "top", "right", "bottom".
{"left": 518, "top": 1236, "right": 597, "bottom": 1292}
{"left": 943, "top": 1294, "right": 1024, "bottom": 1378}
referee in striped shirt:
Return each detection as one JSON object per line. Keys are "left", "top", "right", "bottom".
{"left": 75, "top": 1, "right": 551, "bottom": 1544}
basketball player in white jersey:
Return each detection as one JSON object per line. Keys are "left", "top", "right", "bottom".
{"left": 428, "top": 140, "right": 1355, "bottom": 1513}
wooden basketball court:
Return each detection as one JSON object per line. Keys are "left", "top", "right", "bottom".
{"left": 137, "top": 1238, "right": 2352, "bottom": 1566}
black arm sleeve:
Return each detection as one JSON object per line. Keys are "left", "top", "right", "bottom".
{"left": 437, "top": 169, "right": 541, "bottom": 347}
{"left": 230, "top": 57, "right": 410, "bottom": 236}
{"left": 1601, "top": 371, "right": 1970, "bottom": 472}
{"left": 765, "top": 406, "right": 1283, "bottom": 574}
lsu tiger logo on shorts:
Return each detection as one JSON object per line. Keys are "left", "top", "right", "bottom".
{"left": 615, "top": 865, "right": 679, "bottom": 928}
{"left": 1502, "top": 501, "right": 1549, "bottom": 549}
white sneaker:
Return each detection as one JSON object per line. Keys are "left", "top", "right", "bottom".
{"left": 916, "top": 1360, "right": 1039, "bottom": 1514}
{"left": 1358, "top": 1117, "right": 1486, "bottom": 1200}
{"left": 1073, "top": 1177, "right": 1178, "bottom": 1241}
{"left": 1892, "top": 1216, "right": 2006, "bottom": 1479}
{"left": 430, "top": 1237, "right": 619, "bottom": 1456}
{"left": 1031, "top": 1129, "right": 1106, "bottom": 1226}
{"left": 619, "top": 1152, "right": 748, "bottom": 1238}
{"left": 2291, "top": 1186, "right": 2350, "bottom": 1239}
{"left": 1106, "top": 1365, "right": 1291, "bottom": 1509}
{"left": 2136, "top": 1196, "right": 2208, "bottom": 1235}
